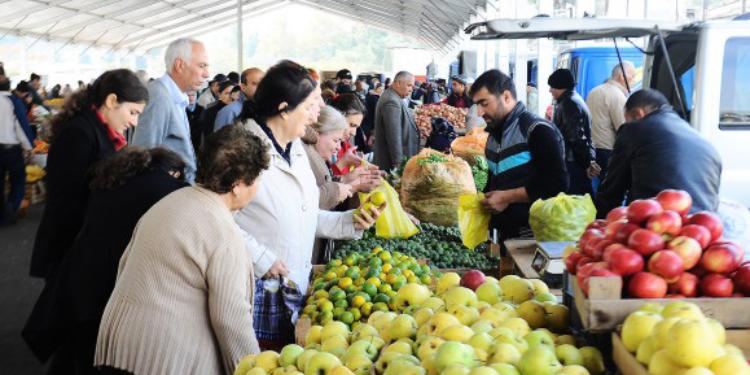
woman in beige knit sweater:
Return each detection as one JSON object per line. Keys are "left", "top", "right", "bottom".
{"left": 94, "top": 126, "right": 269, "bottom": 375}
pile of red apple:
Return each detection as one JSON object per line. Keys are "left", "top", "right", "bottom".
{"left": 565, "top": 189, "right": 750, "bottom": 299}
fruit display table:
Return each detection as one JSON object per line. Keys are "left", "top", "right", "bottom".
{"left": 504, "top": 239, "right": 563, "bottom": 297}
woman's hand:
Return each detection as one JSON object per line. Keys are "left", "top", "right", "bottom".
{"left": 337, "top": 183, "right": 354, "bottom": 202}
{"left": 264, "top": 259, "right": 289, "bottom": 279}
{"left": 342, "top": 166, "right": 383, "bottom": 193}
{"left": 336, "top": 146, "right": 363, "bottom": 169}
{"left": 354, "top": 204, "right": 384, "bottom": 230}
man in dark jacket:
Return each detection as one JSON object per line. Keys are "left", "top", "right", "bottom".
{"left": 596, "top": 89, "right": 722, "bottom": 215}
{"left": 549, "top": 69, "right": 599, "bottom": 195}
{"left": 471, "top": 70, "right": 569, "bottom": 239}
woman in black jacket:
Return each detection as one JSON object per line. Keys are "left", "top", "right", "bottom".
{"left": 24, "top": 147, "right": 188, "bottom": 375}
{"left": 30, "top": 69, "right": 149, "bottom": 280}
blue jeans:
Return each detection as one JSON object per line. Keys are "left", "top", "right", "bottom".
{"left": 0, "top": 145, "right": 25, "bottom": 223}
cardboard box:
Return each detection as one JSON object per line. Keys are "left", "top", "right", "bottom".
{"left": 612, "top": 329, "right": 750, "bottom": 375}
{"left": 573, "top": 276, "right": 750, "bottom": 331}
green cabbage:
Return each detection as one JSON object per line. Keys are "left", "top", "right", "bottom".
{"left": 529, "top": 193, "right": 597, "bottom": 242}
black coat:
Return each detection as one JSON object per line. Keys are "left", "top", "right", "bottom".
{"left": 553, "top": 90, "right": 596, "bottom": 167}
{"left": 23, "top": 169, "right": 188, "bottom": 361}
{"left": 31, "top": 109, "right": 116, "bottom": 279}
{"left": 596, "top": 109, "right": 722, "bottom": 216}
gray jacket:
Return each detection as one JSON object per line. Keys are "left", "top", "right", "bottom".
{"left": 131, "top": 77, "right": 197, "bottom": 182}
{"left": 373, "top": 88, "right": 420, "bottom": 170}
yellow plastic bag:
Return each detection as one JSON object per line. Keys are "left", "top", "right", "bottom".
{"left": 360, "top": 181, "right": 419, "bottom": 239}
{"left": 457, "top": 192, "right": 490, "bottom": 250}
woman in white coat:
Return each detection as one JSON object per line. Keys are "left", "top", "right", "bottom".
{"left": 234, "top": 60, "right": 380, "bottom": 350}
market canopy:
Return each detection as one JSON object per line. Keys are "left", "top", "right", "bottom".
{"left": 0, "top": 0, "right": 492, "bottom": 53}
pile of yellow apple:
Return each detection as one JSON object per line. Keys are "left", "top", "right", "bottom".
{"left": 235, "top": 274, "right": 606, "bottom": 375}
{"left": 620, "top": 301, "right": 749, "bottom": 375}
{"left": 302, "top": 248, "right": 435, "bottom": 326}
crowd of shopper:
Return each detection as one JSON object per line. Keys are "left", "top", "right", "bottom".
{"left": 0, "top": 34, "right": 726, "bottom": 375}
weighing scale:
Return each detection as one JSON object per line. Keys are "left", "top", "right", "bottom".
{"left": 531, "top": 241, "right": 575, "bottom": 288}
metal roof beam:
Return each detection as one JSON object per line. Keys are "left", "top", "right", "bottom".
{"left": 298, "top": 0, "right": 443, "bottom": 50}
{"left": 45, "top": 0, "right": 222, "bottom": 36}
{"left": 307, "top": 0, "right": 422, "bottom": 31}
{"left": 117, "top": 0, "right": 269, "bottom": 48}
{"left": 20, "top": 0, "right": 138, "bottom": 32}
{"left": 133, "top": 0, "right": 290, "bottom": 53}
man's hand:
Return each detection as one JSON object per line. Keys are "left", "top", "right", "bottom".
{"left": 354, "top": 204, "right": 384, "bottom": 230}
{"left": 481, "top": 191, "right": 510, "bottom": 213}
{"left": 587, "top": 161, "right": 602, "bottom": 179}
{"left": 264, "top": 259, "right": 289, "bottom": 279}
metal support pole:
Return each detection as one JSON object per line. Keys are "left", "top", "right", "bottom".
{"left": 537, "top": 0, "right": 554, "bottom": 117}
{"left": 237, "top": 0, "right": 243, "bottom": 72}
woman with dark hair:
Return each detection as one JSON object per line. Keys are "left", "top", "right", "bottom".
{"left": 330, "top": 93, "right": 369, "bottom": 173}
{"left": 23, "top": 147, "right": 188, "bottom": 375}
{"left": 95, "top": 126, "right": 267, "bottom": 375}
{"left": 199, "top": 80, "right": 237, "bottom": 146}
{"left": 31, "top": 69, "right": 149, "bottom": 281}
{"left": 235, "top": 60, "right": 381, "bottom": 350}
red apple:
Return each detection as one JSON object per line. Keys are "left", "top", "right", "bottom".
{"left": 687, "top": 211, "right": 724, "bottom": 241}
{"left": 668, "top": 272, "right": 699, "bottom": 297}
{"left": 628, "top": 272, "right": 668, "bottom": 298}
{"left": 648, "top": 250, "right": 684, "bottom": 282}
{"left": 579, "top": 229, "right": 605, "bottom": 254}
{"left": 701, "top": 241, "right": 743, "bottom": 274}
{"left": 460, "top": 270, "right": 486, "bottom": 291}
{"left": 679, "top": 224, "right": 713, "bottom": 249}
{"left": 666, "top": 294, "right": 686, "bottom": 298}
{"left": 656, "top": 189, "right": 693, "bottom": 216}
{"left": 603, "top": 243, "right": 627, "bottom": 263}
{"left": 627, "top": 199, "right": 663, "bottom": 224}
{"left": 577, "top": 261, "right": 609, "bottom": 288}
{"left": 608, "top": 248, "right": 645, "bottom": 276}
{"left": 607, "top": 206, "right": 628, "bottom": 223}
{"left": 646, "top": 210, "right": 683, "bottom": 236}
{"left": 582, "top": 268, "right": 620, "bottom": 296}
{"left": 628, "top": 229, "right": 666, "bottom": 256}
{"left": 667, "top": 236, "right": 703, "bottom": 270}
{"left": 609, "top": 222, "right": 641, "bottom": 244}
{"left": 586, "top": 219, "right": 609, "bottom": 231}
{"left": 711, "top": 240, "right": 745, "bottom": 264}
{"left": 565, "top": 251, "right": 584, "bottom": 274}
{"left": 590, "top": 239, "right": 614, "bottom": 260}
{"left": 734, "top": 263, "right": 750, "bottom": 295}
{"left": 700, "top": 273, "right": 734, "bottom": 297}
{"left": 576, "top": 255, "right": 595, "bottom": 271}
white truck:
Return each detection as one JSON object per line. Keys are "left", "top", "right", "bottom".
{"left": 466, "top": 17, "right": 750, "bottom": 210}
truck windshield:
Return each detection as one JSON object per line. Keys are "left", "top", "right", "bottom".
{"left": 719, "top": 37, "right": 750, "bottom": 126}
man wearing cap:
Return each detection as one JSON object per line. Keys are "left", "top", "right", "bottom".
{"left": 446, "top": 76, "right": 472, "bottom": 108}
{"left": 197, "top": 73, "right": 226, "bottom": 109}
{"left": 335, "top": 69, "right": 353, "bottom": 93}
{"left": 548, "top": 68, "right": 598, "bottom": 195}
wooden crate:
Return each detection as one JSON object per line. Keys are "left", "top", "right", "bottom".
{"left": 574, "top": 276, "right": 750, "bottom": 331}
{"left": 612, "top": 329, "right": 750, "bottom": 375}
{"left": 295, "top": 315, "right": 313, "bottom": 346}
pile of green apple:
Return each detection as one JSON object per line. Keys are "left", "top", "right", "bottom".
{"left": 620, "top": 301, "right": 749, "bottom": 375}
{"left": 235, "top": 274, "right": 607, "bottom": 375}
{"left": 303, "top": 247, "right": 436, "bottom": 326}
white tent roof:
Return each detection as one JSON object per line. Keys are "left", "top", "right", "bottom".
{"left": 0, "top": 0, "right": 492, "bottom": 53}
